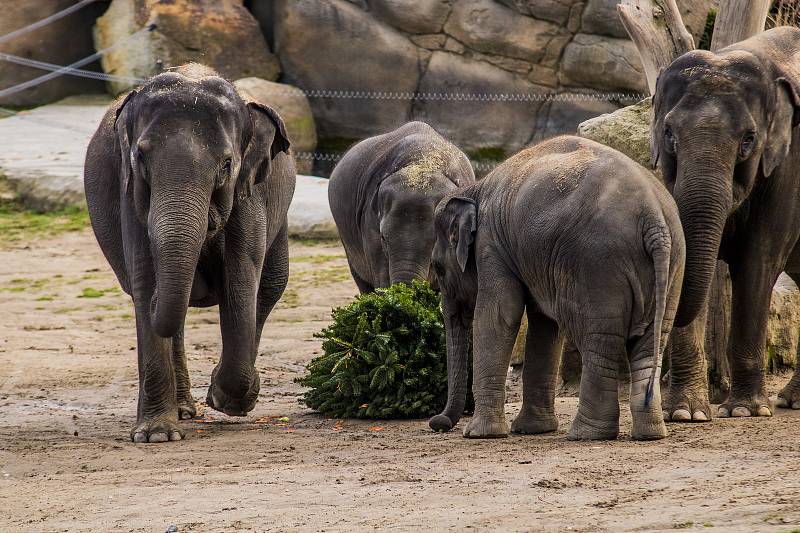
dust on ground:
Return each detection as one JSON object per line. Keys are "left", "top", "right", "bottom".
{"left": 1, "top": 230, "right": 799, "bottom": 532}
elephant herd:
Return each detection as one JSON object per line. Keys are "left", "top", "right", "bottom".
{"left": 83, "top": 27, "right": 800, "bottom": 444}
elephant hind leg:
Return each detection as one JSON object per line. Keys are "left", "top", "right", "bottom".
{"left": 511, "top": 312, "right": 563, "bottom": 435}
{"left": 627, "top": 330, "right": 668, "bottom": 440}
{"left": 568, "top": 329, "right": 624, "bottom": 441}
{"left": 172, "top": 322, "right": 196, "bottom": 420}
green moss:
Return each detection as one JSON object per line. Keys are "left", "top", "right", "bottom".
{"left": 0, "top": 196, "right": 89, "bottom": 247}
{"left": 698, "top": 9, "right": 717, "bottom": 50}
{"left": 78, "top": 287, "right": 106, "bottom": 298}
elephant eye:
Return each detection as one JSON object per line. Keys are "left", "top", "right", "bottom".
{"left": 664, "top": 125, "right": 676, "bottom": 154}
{"left": 739, "top": 132, "right": 756, "bottom": 158}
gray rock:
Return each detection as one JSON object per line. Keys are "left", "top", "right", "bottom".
{"left": 581, "top": 0, "right": 718, "bottom": 42}
{"left": 234, "top": 78, "right": 318, "bottom": 174}
{"left": 288, "top": 175, "right": 338, "bottom": 240}
{"left": 0, "top": 1, "right": 107, "bottom": 106}
{"left": 445, "top": 0, "right": 570, "bottom": 62}
{"left": 94, "top": 0, "right": 279, "bottom": 95}
{"left": 496, "top": 0, "right": 583, "bottom": 25}
{"left": 274, "top": 0, "right": 420, "bottom": 139}
{"left": 767, "top": 274, "right": 800, "bottom": 371}
{"left": 577, "top": 97, "right": 652, "bottom": 168}
{"left": 413, "top": 52, "right": 546, "bottom": 154}
{"left": 366, "top": 0, "right": 451, "bottom": 34}
{"left": 560, "top": 33, "right": 646, "bottom": 93}
{"left": 532, "top": 97, "right": 620, "bottom": 143}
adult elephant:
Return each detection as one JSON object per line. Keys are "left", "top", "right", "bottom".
{"left": 653, "top": 27, "right": 800, "bottom": 420}
{"left": 84, "top": 64, "right": 294, "bottom": 442}
{"left": 328, "top": 121, "right": 475, "bottom": 292}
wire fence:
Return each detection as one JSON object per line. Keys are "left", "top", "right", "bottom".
{"left": 0, "top": 0, "right": 99, "bottom": 45}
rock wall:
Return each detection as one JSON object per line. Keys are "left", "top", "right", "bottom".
{"left": 259, "top": 0, "right": 717, "bottom": 169}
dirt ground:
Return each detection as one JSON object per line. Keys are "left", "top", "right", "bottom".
{"left": 1, "top": 229, "right": 799, "bottom": 533}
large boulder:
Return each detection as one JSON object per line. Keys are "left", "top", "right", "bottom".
{"left": 94, "top": 0, "right": 279, "bottom": 95}
{"left": 577, "top": 97, "right": 652, "bottom": 167}
{"left": 581, "top": 0, "right": 718, "bottom": 42}
{"left": 366, "top": 0, "right": 451, "bottom": 34}
{"left": 233, "top": 78, "right": 318, "bottom": 174}
{"left": 444, "top": 0, "right": 571, "bottom": 62}
{"left": 413, "top": 51, "right": 547, "bottom": 155}
{"left": 273, "top": 0, "right": 420, "bottom": 139}
{"left": 560, "top": 33, "right": 647, "bottom": 93}
{"left": 0, "top": 1, "right": 107, "bottom": 106}
{"left": 767, "top": 274, "right": 800, "bottom": 371}
{"left": 496, "top": 0, "right": 584, "bottom": 26}
{"left": 532, "top": 97, "right": 621, "bottom": 143}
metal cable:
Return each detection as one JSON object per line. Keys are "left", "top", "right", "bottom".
{"left": 0, "top": 0, "right": 99, "bottom": 45}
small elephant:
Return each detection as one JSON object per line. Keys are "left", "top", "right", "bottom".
{"left": 428, "top": 136, "right": 685, "bottom": 441}
{"left": 328, "top": 121, "right": 475, "bottom": 292}
{"left": 84, "top": 64, "right": 294, "bottom": 443}
{"left": 652, "top": 27, "right": 800, "bottom": 420}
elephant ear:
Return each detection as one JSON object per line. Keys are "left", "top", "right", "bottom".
{"left": 650, "top": 89, "right": 662, "bottom": 170}
{"left": 762, "top": 77, "right": 800, "bottom": 177}
{"left": 237, "top": 101, "right": 291, "bottom": 199}
{"left": 443, "top": 196, "right": 477, "bottom": 272}
{"left": 114, "top": 90, "right": 138, "bottom": 196}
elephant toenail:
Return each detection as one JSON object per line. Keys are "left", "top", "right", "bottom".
{"left": 692, "top": 411, "right": 709, "bottom": 421}
{"left": 756, "top": 406, "right": 772, "bottom": 416}
{"left": 717, "top": 407, "right": 730, "bottom": 417}
{"left": 169, "top": 431, "right": 183, "bottom": 441}
{"left": 148, "top": 432, "right": 169, "bottom": 443}
{"left": 133, "top": 432, "right": 147, "bottom": 443}
{"left": 672, "top": 409, "right": 691, "bottom": 421}
{"left": 731, "top": 407, "right": 750, "bottom": 417}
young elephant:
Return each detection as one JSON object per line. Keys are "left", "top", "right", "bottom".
{"left": 428, "top": 136, "right": 685, "bottom": 441}
{"left": 328, "top": 121, "right": 475, "bottom": 292}
{"left": 84, "top": 64, "right": 294, "bottom": 443}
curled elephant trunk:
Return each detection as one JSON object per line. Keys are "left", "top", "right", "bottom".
{"left": 389, "top": 264, "right": 430, "bottom": 286}
{"left": 149, "top": 191, "right": 210, "bottom": 338}
{"left": 429, "top": 302, "right": 471, "bottom": 432}
{"left": 672, "top": 160, "right": 732, "bottom": 327}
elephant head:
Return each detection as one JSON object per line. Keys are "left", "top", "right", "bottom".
{"left": 652, "top": 48, "right": 800, "bottom": 326}
{"left": 114, "top": 67, "right": 290, "bottom": 338}
{"left": 428, "top": 195, "right": 478, "bottom": 432}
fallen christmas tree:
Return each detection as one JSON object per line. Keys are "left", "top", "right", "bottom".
{"left": 297, "top": 280, "right": 472, "bottom": 419}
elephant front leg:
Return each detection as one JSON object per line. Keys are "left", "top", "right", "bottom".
{"left": 717, "top": 262, "right": 776, "bottom": 418}
{"left": 131, "top": 301, "right": 183, "bottom": 443}
{"left": 172, "top": 322, "right": 196, "bottom": 420}
{"left": 207, "top": 260, "right": 261, "bottom": 417}
{"left": 463, "top": 268, "right": 525, "bottom": 439}
{"left": 511, "top": 313, "right": 563, "bottom": 435}
{"left": 662, "top": 309, "right": 712, "bottom": 422}
{"left": 568, "top": 330, "right": 624, "bottom": 441}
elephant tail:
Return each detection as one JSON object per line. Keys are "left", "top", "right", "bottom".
{"left": 644, "top": 219, "right": 672, "bottom": 407}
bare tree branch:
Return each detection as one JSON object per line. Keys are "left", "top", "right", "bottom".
{"left": 710, "top": 0, "right": 771, "bottom": 52}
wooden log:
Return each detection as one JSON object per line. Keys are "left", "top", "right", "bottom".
{"left": 710, "top": 0, "right": 771, "bottom": 52}
{"left": 617, "top": 0, "right": 695, "bottom": 94}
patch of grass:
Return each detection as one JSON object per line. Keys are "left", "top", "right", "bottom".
{"left": 672, "top": 522, "right": 693, "bottom": 530}
{"left": 289, "top": 254, "right": 345, "bottom": 265}
{"left": 55, "top": 306, "right": 81, "bottom": 313}
{"left": 293, "top": 265, "right": 351, "bottom": 287}
{"left": 78, "top": 287, "right": 106, "bottom": 298}
{"left": 289, "top": 238, "right": 341, "bottom": 247}
{"left": 1, "top": 278, "right": 49, "bottom": 293}
{"left": 279, "top": 287, "right": 300, "bottom": 308}
{"left": 0, "top": 196, "right": 89, "bottom": 247}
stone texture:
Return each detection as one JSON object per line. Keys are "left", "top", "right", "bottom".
{"left": 497, "top": 0, "right": 583, "bottom": 25}
{"left": 366, "top": 0, "right": 452, "bottom": 34}
{"left": 234, "top": 77, "right": 318, "bottom": 173}
{"left": 577, "top": 97, "right": 652, "bottom": 168}
{"left": 561, "top": 33, "right": 647, "bottom": 93}
{"left": 581, "top": 0, "right": 718, "bottom": 42}
{"left": 0, "top": 1, "right": 107, "bottom": 106}
{"left": 767, "top": 274, "right": 800, "bottom": 371}
{"left": 445, "top": 0, "right": 571, "bottom": 62}
{"left": 273, "top": 0, "right": 420, "bottom": 139}
{"left": 412, "top": 52, "right": 546, "bottom": 154}
{"left": 288, "top": 175, "right": 338, "bottom": 239}
{"left": 533, "top": 97, "right": 620, "bottom": 143}
{"left": 94, "top": 0, "right": 279, "bottom": 94}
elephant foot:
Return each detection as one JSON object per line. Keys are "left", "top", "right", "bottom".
{"left": 463, "top": 413, "right": 509, "bottom": 439}
{"left": 207, "top": 366, "right": 259, "bottom": 417}
{"left": 716, "top": 389, "right": 772, "bottom": 418}
{"left": 775, "top": 373, "right": 800, "bottom": 410}
{"left": 630, "top": 411, "right": 667, "bottom": 441}
{"left": 567, "top": 413, "right": 619, "bottom": 441}
{"left": 429, "top": 413, "right": 456, "bottom": 432}
{"left": 511, "top": 408, "right": 557, "bottom": 435}
{"left": 177, "top": 397, "right": 197, "bottom": 420}
{"left": 130, "top": 414, "right": 184, "bottom": 443}
{"left": 662, "top": 385, "right": 711, "bottom": 422}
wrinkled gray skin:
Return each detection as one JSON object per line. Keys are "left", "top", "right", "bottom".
{"left": 653, "top": 27, "right": 800, "bottom": 421}
{"left": 428, "top": 136, "right": 685, "bottom": 440}
{"left": 84, "top": 64, "right": 295, "bottom": 443}
{"left": 328, "top": 122, "right": 475, "bottom": 292}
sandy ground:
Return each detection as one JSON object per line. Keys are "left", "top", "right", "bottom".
{"left": 1, "top": 230, "right": 799, "bottom": 533}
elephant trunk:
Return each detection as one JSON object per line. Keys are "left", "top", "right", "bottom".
{"left": 673, "top": 152, "right": 733, "bottom": 327}
{"left": 429, "top": 299, "right": 471, "bottom": 432}
{"left": 149, "top": 189, "right": 210, "bottom": 338}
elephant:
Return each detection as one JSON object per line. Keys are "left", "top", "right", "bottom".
{"left": 427, "top": 136, "right": 685, "bottom": 440}
{"left": 652, "top": 27, "right": 800, "bottom": 420}
{"left": 84, "top": 64, "right": 294, "bottom": 443}
{"left": 328, "top": 121, "right": 475, "bottom": 292}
